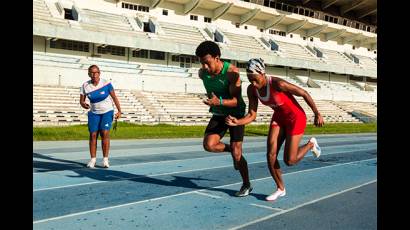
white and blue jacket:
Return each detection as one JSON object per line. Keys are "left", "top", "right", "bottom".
{"left": 80, "top": 79, "right": 114, "bottom": 114}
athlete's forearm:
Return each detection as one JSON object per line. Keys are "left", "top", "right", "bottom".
{"left": 235, "top": 112, "right": 257, "bottom": 126}
{"left": 220, "top": 97, "right": 237, "bottom": 107}
{"left": 303, "top": 94, "right": 319, "bottom": 115}
{"left": 113, "top": 97, "right": 121, "bottom": 113}
{"left": 79, "top": 95, "right": 89, "bottom": 109}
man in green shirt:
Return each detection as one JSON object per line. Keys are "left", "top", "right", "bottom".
{"left": 195, "top": 41, "right": 252, "bottom": 197}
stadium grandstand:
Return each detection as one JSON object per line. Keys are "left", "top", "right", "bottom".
{"left": 33, "top": 0, "right": 377, "bottom": 126}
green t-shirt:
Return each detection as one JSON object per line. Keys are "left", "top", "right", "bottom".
{"left": 201, "top": 61, "right": 246, "bottom": 117}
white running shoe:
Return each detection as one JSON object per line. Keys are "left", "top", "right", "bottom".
{"left": 87, "top": 158, "right": 96, "bottom": 168}
{"left": 102, "top": 157, "right": 110, "bottom": 168}
{"left": 266, "top": 188, "right": 286, "bottom": 201}
{"left": 309, "top": 137, "right": 321, "bottom": 158}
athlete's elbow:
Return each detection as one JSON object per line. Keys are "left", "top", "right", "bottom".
{"left": 247, "top": 113, "right": 257, "bottom": 123}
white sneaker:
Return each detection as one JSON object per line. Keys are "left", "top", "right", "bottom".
{"left": 102, "top": 158, "right": 110, "bottom": 168}
{"left": 87, "top": 158, "right": 96, "bottom": 168}
{"left": 266, "top": 188, "right": 286, "bottom": 201}
{"left": 309, "top": 137, "right": 321, "bottom": 158}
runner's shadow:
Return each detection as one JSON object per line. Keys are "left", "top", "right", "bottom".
{"left": 34, "top": 152, "right": 212, "bottom": 188}
{"left": 34, "top": 152, "right": 267, "bottom": 198}
{"left": 33, "top": 152, "right": 86, "bottom": 172}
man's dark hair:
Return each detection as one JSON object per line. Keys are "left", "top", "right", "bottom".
{"left": 195, "top": 41, "right": 221, "bottom": 58}
{"left": 88, "top": 65, "right": 100, "bottom": 72}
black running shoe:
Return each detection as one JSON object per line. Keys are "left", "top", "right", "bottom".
{"left": 235, "top": 184, "right": 253, "bottom": 197}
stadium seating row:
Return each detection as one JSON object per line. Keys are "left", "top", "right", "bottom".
{"left": 34, "top": 85, "right": 376, "bottom": 126}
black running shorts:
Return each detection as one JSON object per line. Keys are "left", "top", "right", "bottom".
{"left": 204, "top": 115, "right": 245, "bottom": 142}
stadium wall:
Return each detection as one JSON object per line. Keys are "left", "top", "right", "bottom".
{"left": 34, "top": 0, "right": 376, "bottom": 101}
{"left": 33, "top": 36, "right": 44, "bottom": 52}
{"left": 46, "top": 42, "right": 91, "bottom": 57}
{"left": 266, "top": 66, "right": 287, "bottom": 76}
{"left": 330, "top": 73, "right": 349, "bottom": 83}
{"left": 33, "top": 59, "right": 206, "bottom": 93}
{"left": 310, "top": 71, "right": 330, "bottom": 81}
{"left": 59, "top": 0, "right": 375, "bottom": 56}
{"left": 289, "top": 68, "right": 309, "bottom": 77}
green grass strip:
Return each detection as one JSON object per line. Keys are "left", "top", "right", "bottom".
{"left": 33, "top": 122, "right": 376, "bottom": 141}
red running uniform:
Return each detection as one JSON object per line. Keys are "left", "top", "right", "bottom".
{"left": 254, "top": 76, "right": 307, "bottom": 135}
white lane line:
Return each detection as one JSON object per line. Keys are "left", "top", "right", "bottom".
{"left": 33, "top": 139, "right": 376, "bottom": 168}
{"left": 33, "top": 140, "right": 376, "bottom": 164}
{"left": 33, "top": 158, "right": 376, "bottom": 224}
{"left": 33, "top": 140, "right": 376, "bottom": 171}
{"left": 250, "top": 203, "right": 284, "bottom": 212}
{"left": 33, "top": 148, "right": 376, "bottom": 191}
{"left": 229, "top": 180, "right": 377, "bottom": 230}
{"left": 33, "top": 135, "right": 376, "bottom": 152}
{"left": 32, "top": 138, "right": 377, "bottom": 165}
{"left": 194, "top": 191, "right": 222, "bottom": 199}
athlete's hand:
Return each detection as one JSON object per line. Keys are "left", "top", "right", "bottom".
{"left": 203, "top": 92, "right": 219, "bottom": 107}
{"left": 314, "top": 113, "right": 324, "bottom": 127}
{"left": 225, "top": 115, "right": 239, "bottom": 126}
{"left": 115, "top": 111, "right": 121, "bottom": 120}
{"left": 81, "top": 103, "right": 90, "bottom": 109}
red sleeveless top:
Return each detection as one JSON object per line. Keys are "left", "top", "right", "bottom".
{"left": 254, "top": 76, "right": 305, "bottom": 117}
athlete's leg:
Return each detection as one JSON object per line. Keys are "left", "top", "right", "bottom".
{"left": 266, "top": 124, "right": 286, "bottom": 190}
{"left": 100, "top": 130, "right": 110, "bottom": 158}
{"left": 231, "top": 141, "right": 250, "bottom": 186}
{"left": 203, "top": 134, "right": 231, "bottom": 152}
{"left": 203, "top": 116, "right": 230, "bottom": 152}
{"left": 99, "top": 111, "right": 114, "bottom": 158}
{"left": 281, "top": 113, "right": 314, "bottom": 166}
{"left": 86, "top": 131, "right": 99, "bottom": 168}
{"left": 265, "top": 123, "right": 288, "bottom": 201}
{"left": 283, "top": 133, "right": 314, "bottom": 166}
{"left": 89, "top": 131, "right": 98, "bottom": 159}
{"left": 229, "top": 123, "right": 252, "bottom": 196}
{"left": 99, "top": 130, "right": 110, "bottom": 168}
{"left": 87, "top": 112, "right": 100, "bottom": 160}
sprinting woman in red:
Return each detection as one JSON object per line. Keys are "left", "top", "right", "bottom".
{"left": 226, "top": 58, "right": 324, "bottom": 201}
